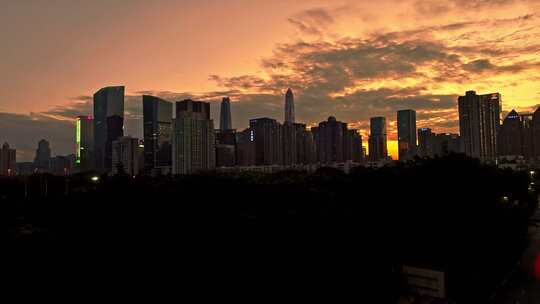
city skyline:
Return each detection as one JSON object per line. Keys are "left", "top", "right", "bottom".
{"left": 2, "top": 1, "right": 540, "bottom": 160}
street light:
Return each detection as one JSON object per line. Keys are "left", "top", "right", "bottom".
{"left": 91, "top": 176, "right": 99, "bottom": 182}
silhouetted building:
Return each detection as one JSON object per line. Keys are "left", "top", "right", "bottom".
{"left": 76, "top": 116, "right": 94, "bottom": 171}
{"left": 458, "top": 91, "right": 501, "bottom": 161}
{"left": 418, "top": 128, "right": 461, "bottom": 158}
{"left": 285, "top": 88, "right": 295, "bottom": 123}
{"left": 418, "top": 128, "right": 433, "bottom": 157}
{"left": 282, "top": 122, "right": 297, "bottom": 166}
{"left": 216, "top": 129, "right": 237, "bottom": 167}
{"left": 34, "top": 139, "right": 51, "bottom": 170}
{"left": 533, "top": 108, "right": 540, "bottom": 160}
{"left": 520, "top": 113, "right": 534, "bottom": 159}
{"left": 499, "top": 110, "right": 522, "bottom": 157}
{"left": 432, "top": 133, "right": 462, "bottom": 157}
{"left": 294, "top": 124, "right": 316, "bottom": 165}
{"left": 313, "top": 116, "right": 347, "bottom": 163}
{"left": 143, "top": 95, "right": 172, "bottom": 176}
{"left": 0, "top": 142, "right": 16, "bottom": 176}
{"left": 369, "top": 117, "right": 388, "bottom": 161}
{"left": 498, "top": 110, "right": 534, "bottom": 159}
{"left": 397, "top": 110, "right": 417, "bottom": 160}
{"left": 49, "top": 154, "right": 76, "bottom": 175}
{"left": 345, "top": 129, "right": 363, "bottom": 163}
{"left": 172, "top": 100, "right": 215, "bottom": 174}
{"left": 112, "top": 136, "right": 143, "bottom": 176}
{"left": 250, "top": 118, "right": 282, "bottom": 166}
{"left": 220, "top": 97, "right": 232, "bottom": 130}
{"left": 93, "top": 86, "right": 125, "bottom": 172}
{"left": 236, "top": 128, "right": 256, "bottom": 166}
{"left": 16, "top": 162, "right": 35, "bottom": 175}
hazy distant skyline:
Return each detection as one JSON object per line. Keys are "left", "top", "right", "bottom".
{"left": 1, "top": 0, "right": 540, "bottom": 160}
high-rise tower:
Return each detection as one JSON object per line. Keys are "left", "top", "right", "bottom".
{"left": 458, "top": 91, "right": 501, "bottom": 161}
{"left": 285, "top": 88, "right": 295, "bottom": 123}
{"left": 143, "top": 95, "right": 172, "bottom": 175}
{"left": 397, "top": 109, "right": 417, "bottom": 160}
{"left": 93, "top": 86, "right": 125, "bottom": 172}
{"left": 368, "top": 117, "right": 388, "bottom": 161}
{"left": 220, "top": 97, "right": 232, "bottom": 130}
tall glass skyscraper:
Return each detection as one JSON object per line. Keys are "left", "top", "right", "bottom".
{"left": 93, "top": 86, "right": 124, "bottom": 172}
{"left": 143, "top": 95, "right": 172, "bottom": 175}
{"left": 369, "top": 117, "right": 388, "bottom": 161}
{"left": 220, "top": 97, "right": 232, "bottom": 130}
{"left": 397, "top": 109, "right": 417, "bottom": 160}
{"left": 76, "top": 116, "right": 94, "bottom": 171}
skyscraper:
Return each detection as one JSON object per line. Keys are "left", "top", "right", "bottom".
{"left": 76, "top": 116, "right": 94, "bottom": 171}
{"left": 143, "top": 95, "right": 172, "bottom": 175}
{"left": 250, "top": 118, "right": 283, "bottom": 166}
{"left": 220, "top": 97, "right": 232, "bottom": 130}
{"left": 418, "top": 128, "right": 434, "bottom": 158}
{"left": 532, "top": 108, "right": 540, "bottom": 159}
{"left": 0, "top": 142, "right": 16, "bottom": 176}
{"left": 34, "top": 139, "right": 51, "bottom": 170}
{"left": 285, "top": 88, "right": 295, "bottom": 123}
{"left": 498, "top": 110, "right": 522, "bottom": 157}
{"left": 498, "top": 110, "right": 534, "bottom": 158}
{"left": 236, "top": 128, "right": 256, "bottom": 166}
{"left": 368, "top": 117, "right": 388, "bottom": 161}
{"left": 313, "top": 116, "right": 347, "bottom": 164}
{"left": 215, "top": 129, "right": 237, "bottom": 167}
{"left": 282, "top": 121, "right": 297, "bottom": 166}
{"left": 172, "top": 100, "right": 215, "bottom": 174}
{"left": 458, "top": 91, "right": 501, "bottom": 161}
{"left": 397, "top": 110, "right": 417, "bottom": 160}
{"left": 345, "top": 129, "right": 363, "bottom": 163}
{"left": 112, "top": 136, "right": 144, "bottom": 176}
{"left": 93, "top": 86, "right": 125, "bottom": 172}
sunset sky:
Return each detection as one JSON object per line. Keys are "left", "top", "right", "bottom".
{"left": 1, "top": 0, "right": 540, "bottom": 160}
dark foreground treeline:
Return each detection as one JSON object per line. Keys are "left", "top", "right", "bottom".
{"left": 1, "top": 154, "right": 538, "bottom": 302}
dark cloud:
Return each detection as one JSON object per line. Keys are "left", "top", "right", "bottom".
{"left": 462, "top": 59, "right": 496, "bottom": 72}
{"left": 414, "top": 0, "right": 524, "bottom": 15}
{"left": 288, "top": 8, "right": 334, "bottom": 35}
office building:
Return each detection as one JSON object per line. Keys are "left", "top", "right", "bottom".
{"left": 285, "top": 88, "right": 295, "bottom": 123}
{"left": 312, "top": 116, "right": 347, "bottom": 163}
{"left": 143, "top": 95, "right": 173, "bottom": 175}
{"left": 293, "top": 124, "right": 316, "bottom": 165}
{"left": 345, "top": 129, "right": 363, "bottom": 163}
{"left": 0, "top": 142, "right": 16, "bottom": 176}
{"left": 76, "top": 116, "right": 94, "bottom": 171}
{"left": 49, "top": 154, "right": 76, "bottom": 176}
{"left": 216, "top": 129, "right": 237, "bottom": 167}
{"left": 112, "top": 136, "right": 143, "bottom": 176}
{"left": 458, "top": 91, "right": 501, "bottom": 161}
{"left": 397, "top": 110, "right": 417, "bottom": 160}
{"left": 250, "top": 118, "right": 282, "bottom": 166}
{"left": 498, "top": 110, "right": 534, "bottom": 158}
{"left": 94, "top": 86, "right": 125, "bottom": 172}
{"left": 236, "top": 128, "right": 256, "bottom": 166}
{"left": 172, "top": 100, "right": 216, "bottom": 174}
{"left": 418, "top": 128, "right": 433, "bottom": 157}
{"left": 220, "top": 97, "right": 232, "bottom": 130}
{"left": 369, "top": 117, "right": 388, "bottom": 161}
{"left": 418, "top": 128, "right": 461, "bottom": 158}
{"left": 34, "top": 139, "right": 51, "bottom": 170}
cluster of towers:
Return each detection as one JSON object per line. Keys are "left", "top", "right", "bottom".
{"left": 4, "top": 87, "right": 539, "bottom": 177}
{"left": 75, "top": 87, "right": 217, "bottom": 176}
